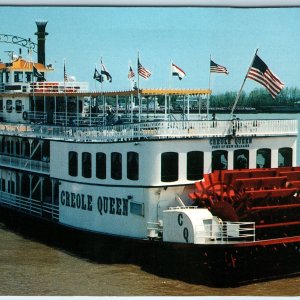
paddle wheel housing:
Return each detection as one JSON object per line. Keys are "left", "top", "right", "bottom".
{"left": 189, "top": 167, "right": 300, "bottom": 239}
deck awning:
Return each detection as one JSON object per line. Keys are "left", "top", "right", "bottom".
{"left": 0, "top": 57, "right": 53, "bottom": 72}
{"left": 100, "top": 88, "right": 212, "bottom": 97}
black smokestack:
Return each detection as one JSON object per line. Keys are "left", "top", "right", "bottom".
{"left": 35, "top": 21, "right": 48, "bottom": 65}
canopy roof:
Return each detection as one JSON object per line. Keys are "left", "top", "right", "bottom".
{"left": 0, "top": 57, "right": 53, "bottom": 72}
{"left": 101, "top": 89, "right": 211, "bottom": 97}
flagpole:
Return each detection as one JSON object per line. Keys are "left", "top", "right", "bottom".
{"left": 207, "top": 55, "right": 212, "bottom": 118}
{"left": 99, "top": 57, "right": 105, "bottom": 123}
{"left": 230, "top": 48, "right": 259, "bottom": 117}
{"left": 169, "top": 60, "right": 173, "bottom": 89}
{"left": 31, "top": 50, "right": 35, "bottom": 121}
{"left": 137, "top": 51, "right": 141, "bottom": 122}
{"left": 168, "top": 60, "right": 173, "bottom": 116}
{"left": 64, "top": 58, "right": 67, "bottom": 126}
{"left": 94, "top": 64, "right": 97, "bottom": 91}
{"left": 128, "top": 60, "right": 133, "bottom": 90}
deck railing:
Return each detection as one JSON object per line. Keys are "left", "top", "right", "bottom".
{"left": 0, "top": 119, "right": 297, "bottom": 142}
{"left": 0, "top": 154, "right": 50, "bottom": 174}
{"left": 196, "top": 221, "right": 256, "bottom": 244}
{"left": 0, "top": 191, "right": 59, "bottom": 221}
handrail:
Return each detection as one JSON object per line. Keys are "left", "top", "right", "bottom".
{"left": 197, "top": 221, "right": 256, "bottom": 244}
{"left": 0, "top": 119, "right": 297, "bottom": 142}
{"left": 0, "top": 154, "right": 50, "bottom": 174}
{"left": 0, "top": 191, "right": 59, "bottom": 221}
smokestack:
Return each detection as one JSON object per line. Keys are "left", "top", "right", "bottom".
{"left": 35, "top": 21, "right": 48, "bottom": 65}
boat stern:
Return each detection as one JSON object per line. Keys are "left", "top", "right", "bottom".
{"left": 162, "top": 207, "right": 255, "bottom": 244}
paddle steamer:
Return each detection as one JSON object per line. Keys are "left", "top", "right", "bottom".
{"left": 1, "top": 21, "right": 300, "bottom": 286}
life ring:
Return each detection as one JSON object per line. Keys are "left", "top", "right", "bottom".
{"left": 22, "top": 111, "right": 28, "bottom": 120}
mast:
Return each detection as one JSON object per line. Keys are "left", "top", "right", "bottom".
{"left": 100, "top": 57, "right": 105, "bottom": 124}
{"left": 230, "top": 48, "right": 258, "bottom": 117}
{"left": 64, "top": 59, "right": 68, "bottom": 126}
{"left": 207, "top": 55, "right": 212, "bottom": 118}
{"left": 137, "top": 51, "right": 141, "bottom": 123}
{"left": 168, "top": 60, "right": 172, "bottom": 119}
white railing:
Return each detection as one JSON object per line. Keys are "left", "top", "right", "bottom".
{"left": 0, "top": 119, "right": 297, "bottom": 142}
{"left": 195, "top": 221, "right": 256, "bottom": 244}
{"left": 54, "top": 112, "right": 105, "bottom": 126}
{"left": 0, "top": 191, "right": 59, "bottom": 221}
{"left": 0, "top": 154, "right": 50, "bottom": 174}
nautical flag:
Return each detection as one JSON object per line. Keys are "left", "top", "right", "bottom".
{"left": 128, "top": 66, "right": 135, "bottom": 80}
{"left": 172, "top": 63, "right": 186, "bottom": 80}
{"left": 210, "top": 60, "right": 229, "bottom": 75}
{"left": 138, "top": 59, "right": 151, "bottom": 79}
{"left": 64, "top": 62, "right": 68, "bottom": 82}
{"left": 101, "top": 62, "right": 112, "bottom": 82}
{"left": 33, "top": 65, "right": 45, "bottom": 81}
{"left": 247, "top": 54, "right": 285, "bottom": 99}
{"left": 93, "top": 68, "right": 104, "bottom": 83}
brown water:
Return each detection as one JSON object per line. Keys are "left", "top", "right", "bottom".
{"left": 0, "top": 223, "right": 299, "bottom": 296}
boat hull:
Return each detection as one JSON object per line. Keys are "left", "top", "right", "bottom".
{"left": 1, "top": 204, "right": 300, "bottom": 287}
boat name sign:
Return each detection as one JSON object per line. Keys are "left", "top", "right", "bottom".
{"left": 209, "top": 137, "right": 253, "bottom": 149}
{"left": 60, "top": 190, "right": 129, "bottom": 216}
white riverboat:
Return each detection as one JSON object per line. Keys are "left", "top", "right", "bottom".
{"left": 1, "top": 21, "right": 300, "bottom": 286}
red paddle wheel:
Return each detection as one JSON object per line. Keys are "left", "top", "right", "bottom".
{"left": 189, "top": 167, "right": 300, "bottom": 238}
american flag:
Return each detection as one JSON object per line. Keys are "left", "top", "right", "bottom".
{"left": 210, "top": 60, "right": 229, "bottom": 75}
{"left": 128, "top": 66, "right": 135, "bottom": 80}
{"left": 64, "top": 62, "right": 68, "bottom": 82}
{"left": 138, "top": 59, "right": 151, "bottom": 79}
{"left": 247, "top": 54, "right": 285, "bottom": 99}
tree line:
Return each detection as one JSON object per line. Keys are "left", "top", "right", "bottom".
{"left": 208, "top": 87, "right": 300, "bottom": 109}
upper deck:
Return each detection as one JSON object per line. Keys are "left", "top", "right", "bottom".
{"left": 0, "top": 118, "right": 297, "bottom": 142}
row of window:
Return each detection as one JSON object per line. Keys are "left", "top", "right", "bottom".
{"left": 68, "top": 147, "right": 293, "bottom": 183}
{"left": 161, "top": 148, "right": 293, "bottom": 182}
{"left": 0, "top": 99, "right": 23, "bottom": 113}
{"left": 69, "top": 151, "right": 139, "bottom": 181}
{"left": 0, "top": 71, "right": 33, "bottom": 84}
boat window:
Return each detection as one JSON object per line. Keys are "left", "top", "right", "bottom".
{"left": 127, "top": 152, "right": 139, "bottom": 181}
{"left": 161, "top": 152, "right": 178, "bottom": 182}
{"left": 111, "top": 152, "right": 122, "bottom": 180}
{"left": 212, "top": 150, "right": 228, "bottom": 172}
{"left": 96, "top": 152, "right": 106, "bottom": 179}
{"left": 234, "top": 149, "right": 249, "bottom": 169}
{"left": 14, "top": 71, "right": 23, "bottom": 83}
{"left": 25, "top": 72, "right": 32, "bottom": 83}
{"left": 82, "top": 152, "right": 92, "bottom": 178}
{"left": 0, "top": 99, "right": 3, "bottom": 112}
{"left": 278, "top": 147, "right": 293, "bottom": 167}
{"left": 130, "top": 201, "right": 144, "bottom": 216}
{"left": 68, "top": 151, "right": 78, "bottom": 177}
{"left": 187, "top": 151, "right": 204, "bottom": 180}
{"left": 0, "top": 72, "right": 3, "bottom": 83}
{"left": 15, "top": 100, "right": 22, "bottom": 113}
{"left": 256, "top": 148, "right": 271, "bottom": 168}
{"left": 6, "top": 100, "right": 12, "bottom": 113}
{"left": 5, "top": 72, "right": 9, "bottom": 83}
